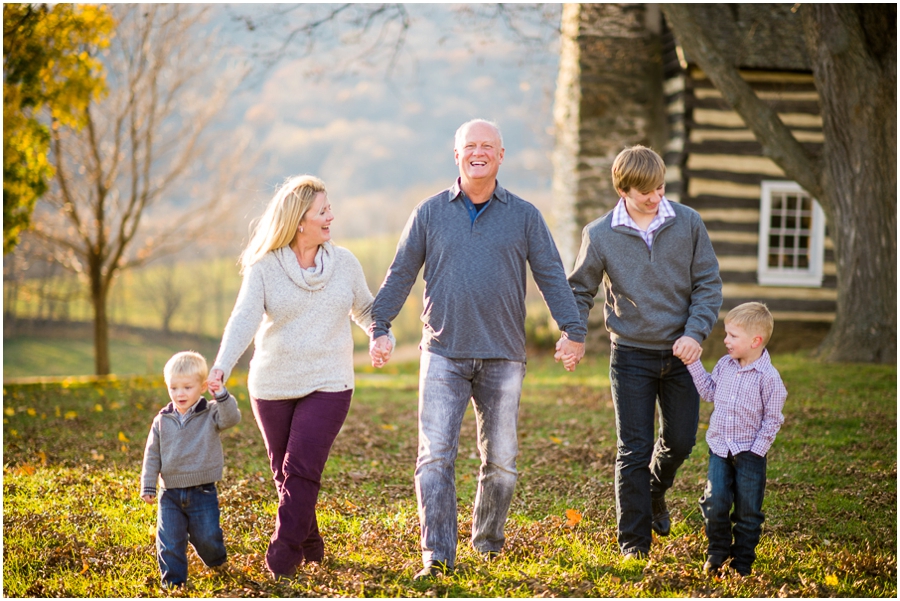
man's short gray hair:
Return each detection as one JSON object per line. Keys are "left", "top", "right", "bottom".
{"left": 454, "top": 118, "right": 504, "bottom": 151}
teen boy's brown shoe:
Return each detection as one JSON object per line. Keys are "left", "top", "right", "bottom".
{"left": 651, "top": 496, "right": 671, "bottom": 536}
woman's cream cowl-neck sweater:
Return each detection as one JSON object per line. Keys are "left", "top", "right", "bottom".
{"left": 212, "top": 242, "right": 387, "bottom": 400}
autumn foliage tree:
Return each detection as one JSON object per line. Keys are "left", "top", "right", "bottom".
{"left": 662, "top": 4, "right": 896, "bottom": 364}
{"left": 2, "top": 3, "right": 114, "bottom": 254}
{"left": 25, "top": 4, "right": 251, "bottom": 375}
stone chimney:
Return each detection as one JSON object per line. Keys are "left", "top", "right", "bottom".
{"left": 551, "top": 3, "right": 667, "bottom": 267}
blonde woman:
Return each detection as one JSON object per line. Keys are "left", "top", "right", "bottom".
{"left": 209, "top": 175, "right": 393, "bottom": 578}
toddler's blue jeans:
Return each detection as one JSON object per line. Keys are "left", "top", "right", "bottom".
{"left": 700, "top": 450, "right": 767, "bottom": 574}
{"left": 156, "top": 483, "right": 226, "bottom": 586}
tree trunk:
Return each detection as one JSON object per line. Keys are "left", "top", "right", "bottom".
{"left": 89, "top": 262, "right": 111, "bottom": 375}
{"left": 803, "top": 4, "right": 897, "bottom": 363}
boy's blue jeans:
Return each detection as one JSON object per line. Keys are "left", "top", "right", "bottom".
{"left": 415, "top": 351, "right": 526, "bottom": 568}
{"left": 700, "top": 450, "right": 767, "bottom": 573}
{"left": 609, "top": 343, "right": 700, "bottom": 555}
{"left": 156, "top": 483, "right": 226, "bottom": 586}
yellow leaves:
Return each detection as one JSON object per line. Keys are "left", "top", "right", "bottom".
{"left": 93, "top": 404, "right": 104, "bottom": 412}
{"left": 91, "top": 449, "right": 105, "bottom": 461}
{"left": 825, "top": 573, "right": 839, "bottom": 587}
{"left": 117, "top": 431, "right": 129, "bottom": 442}
{"left": 549, "top": 435, "right": 563, "bottom": 444}
{"left": 4, "top": 407, "right": 14, "bottom": 416}
{"left": 565, "top": 508, "right": 583, "bottom": 528}
{"left": 380, "top": 424, "right": 396, "bottom": 431}
{"left": 37, "top": 451, "right": 47, "bottom": 466}
{"left": 64, "top": 410, "right": 78, "bottom": 420}
{"left": 26, "top": 408, "right": 36, "bottom": 416}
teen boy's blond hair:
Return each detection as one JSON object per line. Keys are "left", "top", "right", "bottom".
{"left": 611, "top": 145, "right": 667, "bottom": 194}
{"left": 163, "top": 351, "right": 209, "bottom": 384}
{"left": 725, "top": 302, "right": 775, "bottom": 345}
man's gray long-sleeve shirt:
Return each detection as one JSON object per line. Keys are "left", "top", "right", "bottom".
{"left": 371, "top": 179, "right": 586, "bottom": 362}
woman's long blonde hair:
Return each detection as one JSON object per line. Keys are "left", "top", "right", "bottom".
{"left": 239, "top": 175, "right": 327, "bottom": 271}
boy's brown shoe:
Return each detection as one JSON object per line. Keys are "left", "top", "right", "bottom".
{"left": 651, "top": 496, "right": 671, "bottom": 536}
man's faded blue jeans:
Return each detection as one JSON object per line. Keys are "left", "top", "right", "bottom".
{"left": 415, "top": 351, "right": 526, "bottom": 568}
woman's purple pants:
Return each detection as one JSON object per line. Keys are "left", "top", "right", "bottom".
{"left": 251, "top": 390, "right": 352, "bottom": 576}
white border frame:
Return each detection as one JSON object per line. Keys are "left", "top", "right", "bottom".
{"left": 757, "top": 180, "right": 825, "bottom": 287}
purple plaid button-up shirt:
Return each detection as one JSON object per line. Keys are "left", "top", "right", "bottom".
{"left": 611, "top": 196, "right": 676, "bottom": 249}
{"left": 687, "top": 349, "right": 787, "bottom": 458}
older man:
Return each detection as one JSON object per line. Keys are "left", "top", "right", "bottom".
{"left": 370, "top": 119, "right": 585, "bottom": 579}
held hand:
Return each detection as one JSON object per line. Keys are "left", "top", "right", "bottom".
{"left": 672, "top": 336, "right": 702, "bottom": 365}
{"left": 207, "top": 369, "right": 225, "bottom": 393}
{"left": 142, "top": 494, "right": 156, "bottom": 504}
{"left": 554, "top": 336, "right": 586, "bottom": 372}
{"left": 369, "top": 335, "right": 393, "bottom": 368}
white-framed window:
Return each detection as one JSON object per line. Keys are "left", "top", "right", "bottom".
{"left": 757, "top": 180, "right": 825, "bottom": 287}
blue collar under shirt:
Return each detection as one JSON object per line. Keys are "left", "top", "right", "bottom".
{"left": 461, "top": 193, "right": 491, "bottom": 224}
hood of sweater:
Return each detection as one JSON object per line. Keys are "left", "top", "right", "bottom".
{"left": 273, "top": 241, "right": 335, "bottom": 292}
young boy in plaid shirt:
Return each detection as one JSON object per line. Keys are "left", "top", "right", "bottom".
{"left": 682, "top": 302, "right": 787, "bottom": 576}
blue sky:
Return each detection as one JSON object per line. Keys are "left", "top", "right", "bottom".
{"left": 210, "top": 4, "right": 563, "bottom": 239}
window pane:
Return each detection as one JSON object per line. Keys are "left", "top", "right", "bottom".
{"left": 768, "top": 253, "right": 780, "bottom": 268}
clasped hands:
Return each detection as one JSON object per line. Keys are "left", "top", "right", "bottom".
{"left": 369, "top": 335, "right": 394, "bottom": 368}
{"left": 555, "top": 335, "right": 702, "bottom": 372}
{"left": 554, "top": 333, "right": 585, "bottom": 372}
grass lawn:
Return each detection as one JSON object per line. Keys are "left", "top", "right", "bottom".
{"left": 2, "top": 353, "right": 896, "bottom": 597}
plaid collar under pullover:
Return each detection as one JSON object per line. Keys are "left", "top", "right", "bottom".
{"left": 611, "top": 196, "right": 676, "bottom": 249}
{"left": 687, "top": 350, "right": 787, "bottom": 457}
{"left": 371, "top": 178, "right": 586, "bottom": 361}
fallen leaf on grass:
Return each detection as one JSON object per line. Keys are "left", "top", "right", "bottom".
{"left": 825, "top": 573, "right": 839, "bottom": 586}
{"left": 118, "top": 431, "right": 129, "bottom": 442}
{"left": 565, "top": 508, "right": 582, "bottom": 528}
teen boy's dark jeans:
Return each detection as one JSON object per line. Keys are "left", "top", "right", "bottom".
{"left": 700, "top": 450, "right": 767, "bottom": 574}
{"left": 609, "top": 343, "right": 700, "bottom": 556}
{"left": 156, "top": 483, "right": 227, "bottom": 586}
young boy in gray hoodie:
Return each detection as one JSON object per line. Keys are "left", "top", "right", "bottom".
{"left": 140, "top": 351, "right": 241, "bottom": 588}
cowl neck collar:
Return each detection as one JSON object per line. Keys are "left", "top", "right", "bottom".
{"left": 274, "top": 242, "right": 334, "bottom": 291}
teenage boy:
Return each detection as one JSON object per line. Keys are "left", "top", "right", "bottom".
{"left": 140, "top": 351, "right": 242, "bottom": 588}
{"left": 565, "top": 145, "right": 722, "bottom": 559}
{"left": 682, "top": 302, "right": 787, "bottom": 577}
